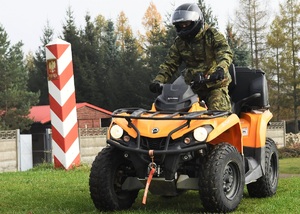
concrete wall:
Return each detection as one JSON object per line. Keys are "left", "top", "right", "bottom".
{"left": 267, "top": 121, "right": 286, "bottom": 148}
{"left": 0, "top": 130, "right": 18, "bottom": 172}
{"left": 79, "top": 135, "right": 107, "bottom": 164}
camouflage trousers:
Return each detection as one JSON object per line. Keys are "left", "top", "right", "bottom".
{"left": 195, "top": 86, "right": 231, "bottom": 111}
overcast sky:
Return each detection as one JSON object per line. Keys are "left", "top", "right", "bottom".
{"left": 0, "top": 0, "right": 281, "bottom": 54}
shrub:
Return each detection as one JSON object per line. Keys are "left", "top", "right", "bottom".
{"left": 278, "top": 147, "right": 300, "bottom": 159}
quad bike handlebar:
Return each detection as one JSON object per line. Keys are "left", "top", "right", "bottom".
{"left": 191, "top": 72, "right": 223, "bottom": 89}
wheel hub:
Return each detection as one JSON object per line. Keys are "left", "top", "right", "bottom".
{"left": 223, "top": 163, "right": 239, "bottom": 199}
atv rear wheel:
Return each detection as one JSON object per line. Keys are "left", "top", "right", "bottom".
{"left": 247, "top": 138, "right": 279, "bottom": 197}
{"left": 89, "top": 147, "right": 139, "bottom": 211}
{"left": 199, "top": 143, "right": 245, "bottom": 213}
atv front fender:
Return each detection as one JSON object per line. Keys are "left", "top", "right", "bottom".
{"left": 206, "top": 114, "right": 243, "bottom": 153}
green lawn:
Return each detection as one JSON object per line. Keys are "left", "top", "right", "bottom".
{"left": 279, "top": 157, "right": 300, "bottom": 174}
{"left": 0, "top": 159, "right": 299, "bottom": 214}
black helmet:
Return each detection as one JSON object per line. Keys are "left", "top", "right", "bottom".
{"left": 172, "top": 3, "right": 203, "bottom": 39}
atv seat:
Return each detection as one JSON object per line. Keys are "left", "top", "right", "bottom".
{"left": 228, "top": 66, "right": 269, "bottom": 115}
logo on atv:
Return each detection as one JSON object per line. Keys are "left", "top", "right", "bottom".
{"left": 152, "top": 128, "right": 159, "bottom": 134}
{"left": 167, "top": 96, "right": 179, "bottom": 101}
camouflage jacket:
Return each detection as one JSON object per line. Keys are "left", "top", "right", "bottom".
{"left": 154, "top": 24, "right": 233, "bottom": 88}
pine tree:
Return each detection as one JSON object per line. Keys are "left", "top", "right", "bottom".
{"left": 61, "top": 7, "right": 85, "bottom": 103}
{"left": 263, "top": 15, "right": 286, "bottom": 120}
{"left": 0, "top": 25, "right": 39, "bottom": 131}
{"left": 198, "top": 0, "right": 219, "bottom": 27}
{"left": 225, "top": 23, "right": 251, "bottom": 66}
{"left": 102, "top": 20, "right": 121, "bottom": 110}
{"left": 263, "top": 0, "right": 300, "bottom": 133}
{"left": 27, "top": 21, "right": 54, "bottom": 105}
{"left": 77, "top": 13, "right": 102, "bottom": 106}
{"left": 115, "top": 11, "right": 152, "bottom": 108}
{"left": 141, "top": 1, "right": 167, "bottom": 72}
{"left": 276, "top": 0, "right": 300, "bottom": 132}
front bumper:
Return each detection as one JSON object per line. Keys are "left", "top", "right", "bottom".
{"left": 107, "top": 139, "right": 207, "bottom": 155}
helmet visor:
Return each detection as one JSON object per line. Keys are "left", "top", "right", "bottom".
{"left": 172, "top": 10, "right": 200, "bottom": 24}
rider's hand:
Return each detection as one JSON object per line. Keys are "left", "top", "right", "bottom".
{"left": 149, "top": 81, "right": 162, "bottom": 93}
{"left": 210, "top": 67, "right": 225, "bottom": 81}
{"left": 191, "top": 73, "right": 204, "bottom": 90}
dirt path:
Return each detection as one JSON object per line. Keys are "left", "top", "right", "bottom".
{"left": 279, "top": 173, "right": 300, "bottom": 178}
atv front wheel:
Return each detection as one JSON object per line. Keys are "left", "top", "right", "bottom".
{"left": 199, "top": 143, "right": 245, "bottom": 213}
{"left": 89, "top": 147, "right": 139, "bottom": 211}
{"left": 247, "top": 138, "right": 279, "bottom": 197}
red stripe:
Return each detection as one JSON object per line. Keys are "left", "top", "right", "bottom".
{"left": 53, "top": 156, "right": 64, "bottom": 169}
{"left": 53, "top": 154, "right": 80, "bottom": 170}
{"left": 47, "top": 44, "right": 69, "bottom": 59}
{"left": 52, "top": 123, "right": 79, "bottom": 152}
{"left": 66, "top": 154, "right": 81, "bottom": 170}
{"left": 51, "top": 62, "right": 73, "bottom": 90}
{"left": 49, "top": 92, "right": 76, "bottom": 121}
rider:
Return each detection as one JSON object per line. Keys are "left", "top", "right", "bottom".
{"left": 149, "top": 3, "right": 233, "bottom": 111}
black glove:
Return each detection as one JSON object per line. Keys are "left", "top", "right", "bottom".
{"left": 149, "top": 81, "right": 162, "bottom": 93}
{"left": 191, "top": 73, "right": 205, "bottom": 90}
{"left": 210, "top": 67, "right": 225, "bottom": 81}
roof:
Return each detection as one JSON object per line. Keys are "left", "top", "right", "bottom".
{"left": 29, "top": 102, "right": 112, "bottom": 124}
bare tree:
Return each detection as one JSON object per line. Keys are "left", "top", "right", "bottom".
{"left": 235, "top": 0, "right": 270, "bottom": 69}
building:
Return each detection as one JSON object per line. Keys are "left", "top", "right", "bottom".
{"left": 29, "top": 102, "right": 112, "bottom": 128}
{"left": 28, "top": 102, "right": 111, "bottom": 165}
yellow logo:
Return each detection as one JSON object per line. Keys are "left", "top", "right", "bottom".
{"left": 47, "top": 59, "right": 58, "bottom": 80}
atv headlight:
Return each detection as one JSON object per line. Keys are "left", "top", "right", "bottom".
{"left": 193, "top": 127, "right": 208, "bottom": 142}
{"left": 110, "top": 125, "right": 123, "bottom": 139}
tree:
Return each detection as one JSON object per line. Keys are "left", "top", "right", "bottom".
{"left": 198, "top": 0, "right": 219, "bottom": 27}
{"left": 225, "top": 23, "right": 251, "bottom": 66}
{"left": 235, "top": 0, "right": 270, "bottom": 69}
{"left": 262, "top": 0, "right": 300, "bottom": 133}
{"left": 141, "top": 2, "right": 168, "bottom": 73}
{"left": 77, "top": 13, "right": 102, "bottom": 106}
{"left": 101, "top": 20, "right": 121, "bottom": 110}
{"left": 115, "top": 11, "right": 152, "bottom": 108}
{"left": 274, "top": 0, "right": 300, "bottom": 132}
{"left": 0, "top": 25, "right": 39, "bottom": 131}
{"left": 61, "top": 7, "right": 87, "bottom": 104}
{"left": 263, "top": 15, "right": 286, "bottom": 121}
{"left": 28, "top": 21, "right": 54, "bottom": 105}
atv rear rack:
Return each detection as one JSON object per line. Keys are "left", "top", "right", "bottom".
{"left": 111, "top": 108, "right": 231, "bottom": 120}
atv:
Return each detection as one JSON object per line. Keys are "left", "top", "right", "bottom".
{"left": 89, "top": 66, "right": 279, "bottom": 213}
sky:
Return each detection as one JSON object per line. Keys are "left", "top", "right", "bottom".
{"left": 0, "top": 0, "right": 282, "bottom": 54}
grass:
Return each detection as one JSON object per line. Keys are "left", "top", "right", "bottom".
{"left": 279, "top": 157, "right": 300, "bottom": 174}
{"left": 0, "top": 159, "right": 299, "bottom": 214}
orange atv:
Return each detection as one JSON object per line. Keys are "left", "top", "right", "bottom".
{"left": 89, "top": 66, "right": 279, "bottom": 213}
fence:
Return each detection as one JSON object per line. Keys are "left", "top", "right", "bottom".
{"left": 0, "top": 122, "right": 292, "bottom": 173}
{"left": 78, "top": 128, "right": 107, "bottom": 164}
{"left": 267, "top": 121, "right": 286, "bottom": 148}
{"left": 0, "top": 130, "right": 18, "bottom": 172}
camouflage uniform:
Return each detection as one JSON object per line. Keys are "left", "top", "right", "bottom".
{"left": 153, "top": 24, "right": 233, "bottom": 111}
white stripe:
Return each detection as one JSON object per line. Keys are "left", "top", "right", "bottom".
{"left": 47, "top": 38, "right": 70, "bottom": 46}
{"left": 52, "top": 137, "right": 80, "bottom": 169}
{"left": 57, "top": 45, "right": 72, "bottom": 75}
{"left": 50, "top": 107, "right": 78, "bottom": 137}
{"left": 45, "top": 47, "right": 56, "bottom": 59}
{"left": 48, "top": 76, "right": 75, "bottom": 106}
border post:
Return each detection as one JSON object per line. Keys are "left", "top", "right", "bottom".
{"left": 45, "top": 38, "right": 80, "bottom": 169}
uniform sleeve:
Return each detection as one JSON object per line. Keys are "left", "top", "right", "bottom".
{"left": 153, "top": 42, "right": 182, "bottom": 83}
{"left": 210, "top": 28, "right": 233, "bottom": 72}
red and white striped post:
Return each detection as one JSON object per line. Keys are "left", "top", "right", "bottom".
{"left": 45, "top": 38, "right": 80, "bottom": 169}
